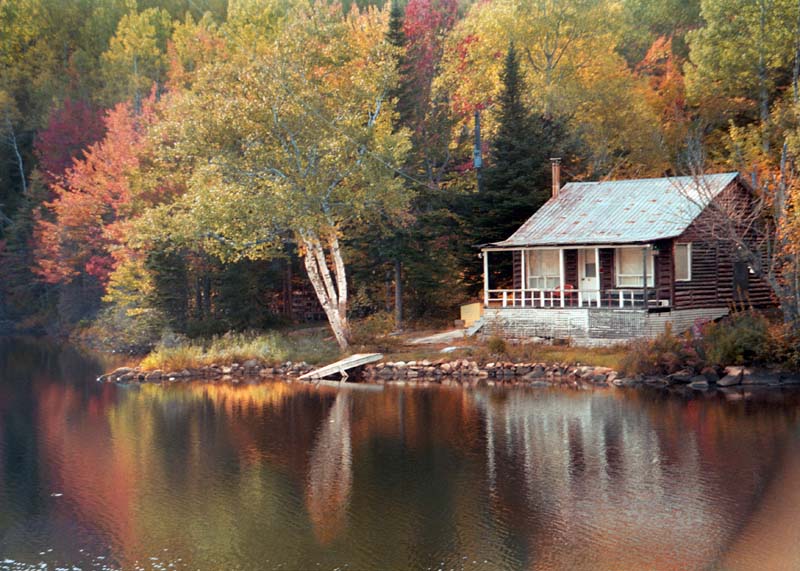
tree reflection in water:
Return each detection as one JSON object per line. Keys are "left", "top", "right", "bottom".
{"left": 305, "top": 391, "right": 352, "bottom": 544}
{"left": 3, "top": 338, "right": 800, "bottom": 571}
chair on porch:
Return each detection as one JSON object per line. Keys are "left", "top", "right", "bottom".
{"left": 553, "top": 283, "right": 576, "bottom": 307}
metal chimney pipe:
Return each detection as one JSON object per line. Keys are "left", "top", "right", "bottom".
{"left": 550, "top": 157, "right": 561, "bottom": 198}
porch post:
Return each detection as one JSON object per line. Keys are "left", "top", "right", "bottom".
{"left": 642, "top": 246, "right": 648, "bottom": 308}
{"left": 559, "top": 248, "right": 565, "bottom": 307}
{"left": 520, "top": 248, "right": 526, "bottom": 307}
{"left": 594, "top": 247, "right": 601, "bottom": 307}
{"left": 483, "top": 250, "right": 489, "bottom": 307}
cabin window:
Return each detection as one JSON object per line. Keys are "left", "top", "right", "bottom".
{"left": 615, "top": 247, "right": 654, "bottom": 287}
{"left": 675, "top": 243, "right": 691, "bottom": 281}
{"left": 526, "top": 250, "right": 560, "bottom": 289}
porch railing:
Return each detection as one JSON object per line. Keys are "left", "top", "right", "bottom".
{"left": 485, "top": 288, "right": 668, "bottom": 309}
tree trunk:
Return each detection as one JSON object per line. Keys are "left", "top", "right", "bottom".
{"left": 793, "top": 0, "right": 800, "bottom": 104}
{"left": 4, "top": 115, "right": 27, "bottom": 196}
{"left": 203, "top": 274, "right": 211, "bottom": 317}
{"left": 759, "top": 0, "right": 770, "bottom": 152}
{"left": 284, "top": 257, "right": 294, "bottom": 320}
{"left": 301, "top": 232, "right": 350, "bottom": 351}
{"left": 385, "top": 269, "right": 393, "bottom": 313}
{"left": 195, "top": 276, "right": 203, "bottom": 319}
{"left": 394, "top": 258, "right": 403, "bottom": 330}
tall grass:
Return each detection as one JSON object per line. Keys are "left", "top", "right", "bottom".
{"left": 139, "top": 330, "right": 339, "bottom": 371}
{"left": 393, "top": 340, "right": 628, "bottom": 370}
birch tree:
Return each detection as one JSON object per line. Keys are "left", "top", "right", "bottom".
{"left": 147, "top": 1, "right": 410, "bottom": 349}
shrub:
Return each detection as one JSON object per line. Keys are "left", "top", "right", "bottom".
{"left": 77, "top": 305, "right": 163, "bottom": 353}
{"left": 350, "top": 312, "right": 402, "bottom": 352}
{"left": 702, "top": 311, "right": 770, "bottom": 366}
{"left": 486, "top": 335, "right": 507, "bottom": 355}
{"left": 619, "top": 324, "right": 700, "bottom": 376}
{"left": 766, "top": 322, "right": 800, "bottom": 370}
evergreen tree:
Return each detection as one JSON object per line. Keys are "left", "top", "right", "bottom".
{"left": 387, "top": 0, "right": 406, "bottom": 53}
{"left": 386, "top": 0, "right": 414, "bottom": 130}
{"left": 465, "top": 43, "right": 577, "bottom": 289}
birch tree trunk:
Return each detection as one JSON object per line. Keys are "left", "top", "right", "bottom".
{"left": 4, "top": 114, "right": 27, "bottom": 196}
{"left": 301, "top": 231, "right": 350, "bottom": 350}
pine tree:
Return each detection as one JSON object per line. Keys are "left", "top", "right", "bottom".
{"left": 387, "top": 0, "right": 406, "bottom": 51}
{"left": 479, "top": 43, "right": 554, "bottom": 242}
{"left": 386, "top": 0, "right": 414, "bottom": 130}
{"left": 465, "top": 43, "right": 577, "bottom": 288}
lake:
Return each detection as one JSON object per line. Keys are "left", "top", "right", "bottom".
{"left": 2, "top": 338, "right": 800, "bottom": 571}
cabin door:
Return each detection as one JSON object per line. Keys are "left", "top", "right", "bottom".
{"left": 578, "top": 248, "right": 599, "bottom": 305}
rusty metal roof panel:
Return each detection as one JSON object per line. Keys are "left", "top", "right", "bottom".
{"left": 491, "top": 172, "right": 739, "bottom": 247}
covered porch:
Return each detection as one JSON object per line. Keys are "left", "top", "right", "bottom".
{"left": 482, "top": 244, "right": 671, "bottom": 310}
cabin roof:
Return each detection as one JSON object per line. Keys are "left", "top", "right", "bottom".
{"left": 489, "top": 172, "right": 740, "bottom": 248}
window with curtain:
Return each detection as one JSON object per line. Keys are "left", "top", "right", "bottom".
{"left": 675, "top": 243, "right": 691, "bottom": 281}
{"left": 616, "top": 248, "right": 654, "bottom": 287}
{"left": 526, "top": 250, "right": 560, "bottom": 289}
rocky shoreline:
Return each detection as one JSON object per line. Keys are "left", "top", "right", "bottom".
{"left": 98, "top": 360, "right": 316, "bottom": 383}
{"left": 99, "top": 359, "right": 800, "bottom": 390}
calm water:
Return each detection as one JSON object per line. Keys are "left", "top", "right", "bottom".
{"left": 2, "top": 339, "right": 800, "bottom": 571}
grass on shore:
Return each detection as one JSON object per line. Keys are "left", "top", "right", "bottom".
{"left": 138, "top": 322, "right": 628, "bottom": 373}
{"left": 389, "top": 342, "right": 627, "bottom": 370}
{"left": 139, "top": 329, "right": 339, "bottom": 371}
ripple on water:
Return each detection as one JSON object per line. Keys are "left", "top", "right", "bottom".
{"left": 3, "top": 340, "right": 800, "bottom": 570}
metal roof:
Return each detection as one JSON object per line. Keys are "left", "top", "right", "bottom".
{"left": 490, "top": 172, "right": 740, "bottom": 248}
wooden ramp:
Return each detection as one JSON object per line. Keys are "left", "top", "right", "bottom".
{"left": 299, "top": 353, "right": 383, "bottom": 381}
{"left": 310, "top": 379, "right": 385, "bottom": 390}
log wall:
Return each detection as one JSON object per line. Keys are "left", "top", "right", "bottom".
{"left": 599, "top": 248, "right": 615, "bottom": 292}
{"left": 564, "top": 249, "right": 578, "bottom": 287}
{"left": 654, "top": 239, "right": 673, "bottom": 302}
{"left": 674, "top": 181, "right": 775, "bottom": 310}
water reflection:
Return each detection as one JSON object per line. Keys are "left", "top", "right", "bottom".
{"left": 306, "top": 392, "right": 352, "bottom": 544}
{"left": 2, "top": 338, "right": 800, "bottom": 570}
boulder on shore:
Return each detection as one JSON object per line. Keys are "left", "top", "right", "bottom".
{"left": 667, "top": 369, "right": 694, "bottom": 384}
{"left": 718, "top": 366, "right": 744, "bottom": 387}
{"left": 144, "top": 370, "right": 163, "bottom": 382}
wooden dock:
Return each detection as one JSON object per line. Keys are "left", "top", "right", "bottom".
{"left": 299, "top": 353, "right": 383, "bottom": 381}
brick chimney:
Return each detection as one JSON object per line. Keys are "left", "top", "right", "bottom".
{"left": 550, "top": 157, "right": 562, "bottom": 198}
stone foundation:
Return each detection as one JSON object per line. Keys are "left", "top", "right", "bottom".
{"left": 482, "top": 307, "right": 730, "bottom": 345}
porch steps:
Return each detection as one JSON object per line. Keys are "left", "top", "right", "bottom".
{"left": 466, "top": 317, "right": 485, "bottom": 337}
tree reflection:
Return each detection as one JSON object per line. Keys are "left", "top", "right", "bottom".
{"left": 4, "top": 347, "right": 800, "bottom": 571}
{"left": 305, "top": 392, "right": 352, "bottom": 544}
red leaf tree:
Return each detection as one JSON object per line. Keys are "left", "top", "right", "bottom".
{"left": 34, "top": 98, "right": 106, "bottom": 187}
{"left": 33, "top": 98, "right": 155, "bottom": 286}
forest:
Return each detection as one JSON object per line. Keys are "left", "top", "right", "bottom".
{"left": 1, "top": 0, "right": 799, "bottom": 352}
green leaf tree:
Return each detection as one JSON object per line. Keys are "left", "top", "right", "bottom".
{"left": 686, "top": 0, "right": 797, "bottom": 149}
{"left": 146, "top": 1, "right": 411, "bottom": 349}
{"left": 100, "top": 7, "right": 174, "bottom": 107}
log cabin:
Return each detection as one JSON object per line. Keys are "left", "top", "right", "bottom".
{"left": 479, "top": 164, "right": 773, "bottom": 344}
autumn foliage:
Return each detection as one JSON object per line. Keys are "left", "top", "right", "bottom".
{"left": 33, "top": 98, "right": 156, "bottom": 286}
{"left": 1, "top": 0, "right": 800, "bottom": 345}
